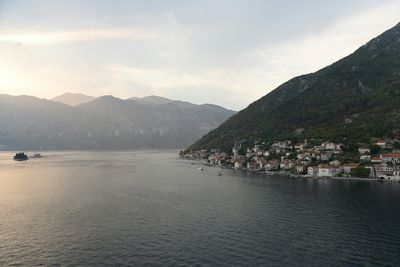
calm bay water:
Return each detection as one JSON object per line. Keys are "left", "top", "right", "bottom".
{"left": 0, "top": 151, "right": 400, "bottom": 266}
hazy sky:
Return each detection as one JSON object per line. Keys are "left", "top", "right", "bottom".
{"left": 0, "top": 0, "right": 399, "bottom": 110}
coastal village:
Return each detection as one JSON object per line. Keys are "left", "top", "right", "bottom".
{"left": 180, "top": 138, "right": 400, "bottom": 181}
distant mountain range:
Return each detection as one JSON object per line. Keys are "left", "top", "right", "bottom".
{"left": 0, "top": 94, "right": 235, "bottom": 150}
{"left": 189, "top": 22, "right": 400, "bottom": 151}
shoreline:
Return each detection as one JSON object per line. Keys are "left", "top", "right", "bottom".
{"left": 265, "top": 171, "right": 381, "bottom": 182}
{"left": 185, "top": 159, "right": 399, "bottom": 183}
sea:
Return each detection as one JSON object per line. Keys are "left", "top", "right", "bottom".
{"left": 0, "top": 151, "right": 399, "bottom": 266}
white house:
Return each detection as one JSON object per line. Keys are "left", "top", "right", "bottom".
{"left": 308, "top": 166, "right": 318, "bottom": 176}
{"left": 234, "top": 161, "right": 243, "bottom": 170}
{"left": 358, "top": 147, "right": 371, "bottom": 154}
{"left": 376, "top": 140, "right": 386, "bottom": 147}
{"left": 317, "top": 164, "right": 341, "bottom": 177}
{"left": 321, "top": 142, "right": 343, "bottom": 151}
{"left": 360, "top": 155, "right": 371, "bottom": 163}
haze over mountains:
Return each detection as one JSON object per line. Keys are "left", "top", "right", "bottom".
{"left": 190, "top": 22, "right": 400, "bottom": 151}
{"left": 52, "top": 92, "right": 95, "bottom": 106}
{"left": 0, "top": 94, "right": 235, "bottom": 150}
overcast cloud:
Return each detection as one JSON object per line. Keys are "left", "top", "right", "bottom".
{"left": 0, "top": 0, "right": 399, "bottom": 109}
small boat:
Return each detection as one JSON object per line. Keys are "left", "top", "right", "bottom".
{"left": 218, "top": 172, "right": 223, "bottom": 176}
{"left": 198, "top": 167, "right": 204, "bottom": 171}
{"left": 32, "top": 153, "right": 42, "bottom": 158}
{"left": 13, "top": 152, "right": 29, "bottom": 161}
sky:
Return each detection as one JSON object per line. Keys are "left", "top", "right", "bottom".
{"left": 0, "top": 0, "right": 399, "bottom": 110}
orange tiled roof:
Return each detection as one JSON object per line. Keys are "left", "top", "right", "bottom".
{"left": 318, "top": 164, "right": 340, "bottom": 169}
{"left": 381, "top": 154, "right": 400, "bottom": 158}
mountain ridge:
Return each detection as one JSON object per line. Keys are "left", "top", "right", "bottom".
{"left": 0, "top": 94, "right": 235, "bottom": 150}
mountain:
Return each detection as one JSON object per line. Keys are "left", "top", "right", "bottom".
{"left": 189, "top": 22, "right": 400, "bottom": 152}
{"left": 0, "top": 94, "right": 235, "bottom": 150}
{"left": 52, "top": 92, "right": 95, "bottom": 106}
{"left": 77, "top": 95, "right": 235, "bottom": 149}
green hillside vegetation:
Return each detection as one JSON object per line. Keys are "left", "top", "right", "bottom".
{"left": 189, "top": 23, "right": 400, "bottom": 152}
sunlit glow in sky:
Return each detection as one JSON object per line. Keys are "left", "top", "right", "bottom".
{"left": 0, "top": 0, "right": 399, "bottom": 110}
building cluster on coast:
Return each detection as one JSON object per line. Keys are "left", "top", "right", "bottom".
{"left": 181, "top": 139, "right": 400, "bottom": 181}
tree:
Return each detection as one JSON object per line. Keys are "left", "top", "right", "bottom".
{"left": 350, "top": 167, "right": 370, "bottom": 178}
{"left": 369, "top": 145, "right": 381, "bottom": 155}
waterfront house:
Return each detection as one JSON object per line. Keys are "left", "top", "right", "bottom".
{"left": 247, "top": 161, "right": 258, "bottom": 171}
{"left": 377, "top": 171, "right": 400, "bottom": 181}
{"left": 208, "top": 154, "right": 219, "bottom": 165}
{"left": 317, "top": 164, "right": 341, "bottom": 177}
{"left": 280, "top": 160, "right": 294, "bottom": 171}
{"left": 295, "top": 165, "right": 305, "bottom": 174}
{"left": 256, "top": 157, "right": 268, "bottom": 170}
{"left": 343, "top": 163, "right": 358, "bottom": 175}
{"left": 394, "top": 168, "right": 400, "bottom": 179}
{"left": 375, "top": 163, "right": 394, "bottom": 176}
{"left": 234, "top": 160, "right": 243, "bottom": 170}
{"left": 307, "top": 166, "right": 318, "bottom": 176}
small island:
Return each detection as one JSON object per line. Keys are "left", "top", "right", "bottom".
{"left": 13, "top": 152, "right": 29, "bottom": 161}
